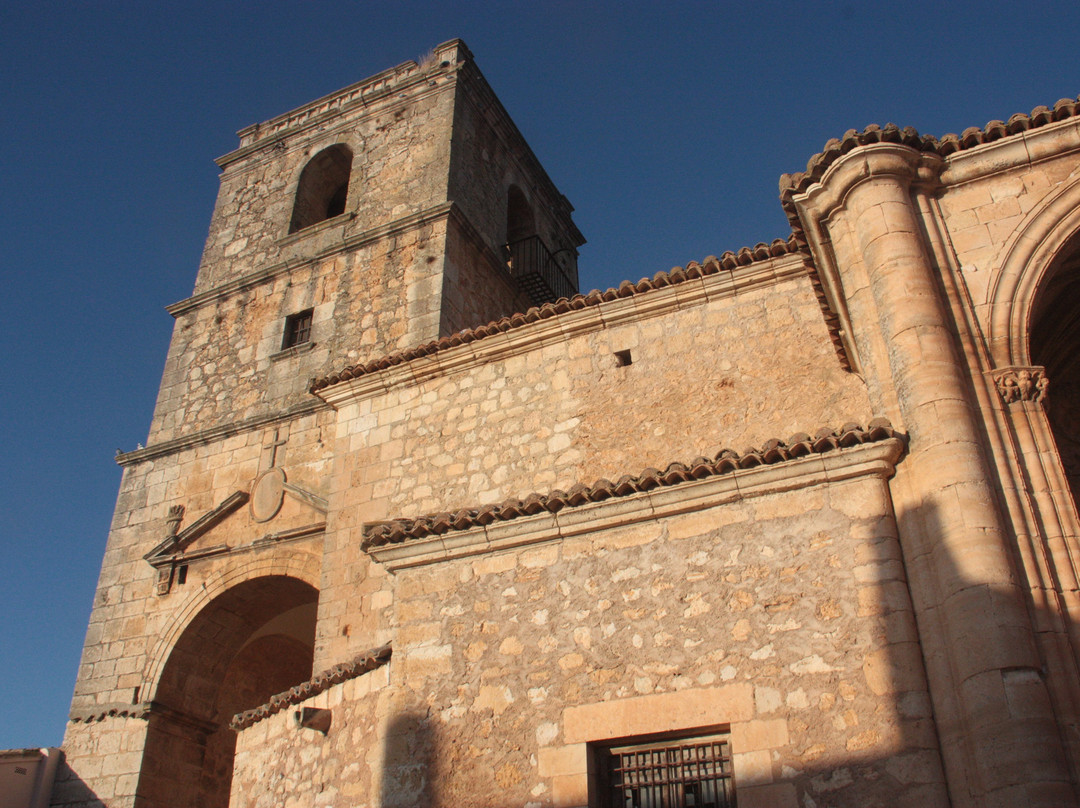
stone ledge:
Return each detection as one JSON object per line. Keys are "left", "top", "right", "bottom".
{"left": 313, "top": 248, "right": 807, "bottom": 405}
{"left": 364, "top": 423, "right": 905, "bottom": 570}
{"left": 68, "top": 702, "right": 151, "bottom": 724}
{"left": 269, "top": 341, "right": 316, "bottom": 363}
{"left": 117, "top": 399, "right": 326, "bottom": 466}
{"left": 230, "top": 644, "right": 391, "bottom": 731}
{"left": 166, "top": 202, "right": 455, "bottom": 317}
{"left": 221, "top": 40, "right": 469, "bottom": 161}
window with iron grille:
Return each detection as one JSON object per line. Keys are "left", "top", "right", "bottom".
{"left": 593, "top": 731, "right": 736, "bottom": 808}
{"left": 282, "top": 309, "right": 313, "bottom": 349}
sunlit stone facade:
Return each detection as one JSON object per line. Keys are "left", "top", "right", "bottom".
{"left": 55, "top": 40, "right": 1080, "bottom": 808}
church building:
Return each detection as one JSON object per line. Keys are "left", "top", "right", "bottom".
{"left": 54, "top": 40, "right": 1080, "bottom": 808}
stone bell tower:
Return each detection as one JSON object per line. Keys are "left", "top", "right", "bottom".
{"left": 57, "top": 39, "right": 583, "bottom": 808}
{"left": 146, "top": 37, "right": 584, "bottom": 447}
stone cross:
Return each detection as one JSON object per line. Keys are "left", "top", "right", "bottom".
{"left": 262, "top": 427, "right": 288, "bottom": 471}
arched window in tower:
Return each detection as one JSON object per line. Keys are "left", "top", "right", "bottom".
{"left": 506, "top": 184, "right": 535, "bottom": 245}
{"left": 288, "top": 144, "right": 353, "bottom": 233}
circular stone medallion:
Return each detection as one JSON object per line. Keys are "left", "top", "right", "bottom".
{"left": 250, "top": 468, "right": 286, "bottom": 523}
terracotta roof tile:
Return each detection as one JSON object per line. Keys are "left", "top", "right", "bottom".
{"left": 779, "top": 95, "right": 1080, "bottom": 216}
{"left": 229, "top": 644, "right": 391, "bottom": 731}
{"left": 310, "top": 235, "right": 803, "bottom": 393}
{"left": 361, "top": 420, "right": 901, "bottom": 550}
{"left": 777, "top": 95, "right": 1080, "bottom": 373}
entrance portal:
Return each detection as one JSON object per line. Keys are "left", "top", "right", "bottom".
{"left": 136, "top": 576, "right": 318, "bottom": 808}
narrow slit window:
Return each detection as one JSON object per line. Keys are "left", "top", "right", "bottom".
{"left": 282, "top": 310, "right": 313, "bottom": 350}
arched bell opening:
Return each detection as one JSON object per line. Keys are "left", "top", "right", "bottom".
{"left": 505, "top": 184, "right": 535, "bottom": 245}
{"left": 135, "top": 576, "right": 318, "bottom": 808}
{"left": 1030, "top": 229, "right": 1080, "bottom": 505}
{"left": 289, "top": 144, "right": 353, "bottom": 233}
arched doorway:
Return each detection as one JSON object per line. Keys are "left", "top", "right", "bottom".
{"left": 136, "top": 576, "right": 318, "bottom": 808}
{"left": 1030, "top": 230, "right": 1080, "bottom": 504}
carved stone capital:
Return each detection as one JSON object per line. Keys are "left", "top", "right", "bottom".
{"left": 992, "top": 366, "right": 1048, "bottom": 405}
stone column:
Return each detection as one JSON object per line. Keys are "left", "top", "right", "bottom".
{"left": 794, "top": 144, "right": 1076, "bottom": 807}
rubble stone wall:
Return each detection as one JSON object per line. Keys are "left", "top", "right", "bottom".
{"left": 231, "top": 466, "right": 947, "bottom": 808}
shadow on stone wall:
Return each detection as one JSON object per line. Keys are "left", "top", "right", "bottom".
{"left": 366, "top": 498, "right": 1079, "bottom": 807}
{"left": 50, "top": 756, "right": 105, "bottom": 808}
{"left": 380, "top": 711, "right": 436, "bottom": 807}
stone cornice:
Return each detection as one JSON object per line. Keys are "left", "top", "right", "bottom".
{"left": 363, "top": 422, "right": 904, "bottom": 570}
{"left": 230, "top": 644, "right": 392, "bottom": 731}
{"left": 69, "top": 701, "right": 152, "bottom": 724}
{"left": 312, "top": 243, "right": 807, "bottom": 405}
{"left": 217, "top": 40, "right": 469, "bottom": 168}
{"left": 780, "top": 96, "right": 1080, "bottom": 213}
{"left": 117, "top": 399, "right": 327, "bottom": 466}
{"left": 166, "top": 202, "right": 456, "bottom": 317}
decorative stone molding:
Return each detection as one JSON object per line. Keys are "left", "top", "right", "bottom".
{"left": 779, "top": 97, "right": 1080, "bottom": 217}
{"left": 312, "top": 244, "right": 806, "bottom": 402}
{"left": 116, "top": 400, "right": 326, "bottom": 466}
{"left": 363, "top": 421, "right": 904, "bottom": 569}
{"left": 69, "top": 702, "right": 151, "bottom": 724}
{"left": 992, "top": 366, "right": 1049, "bottom": 404}
{"left": 230, "top": 644, "right": 392, "bottom": 731}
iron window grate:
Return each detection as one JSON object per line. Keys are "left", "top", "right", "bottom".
{"left": 599, "top": 733, "right": 736, "bottom": 808}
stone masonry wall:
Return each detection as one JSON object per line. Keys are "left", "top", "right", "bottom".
{"left": 447, "top": 65, "right": 583, "bottom": 280}
{"left": 231, "top": 468, "right": 947, "bottom": 808}
{"left": 315, "top": 259, "right": 872, "bottom": 667}
{"left": 439, "top": 216, "right": 534, "bottom": 337}
{"left": 149, "top": 217, "right": 447, "bottom": 444}
{"left": 68, "top": 407, "right": 333, "bottom": 719}
{"left": 230, "top": 663, "right": 390, "bottom": 808}
{"left": 194, "top": 65, "right": 457, "bottom": 295}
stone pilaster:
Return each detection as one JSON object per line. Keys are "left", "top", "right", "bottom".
{"left": 793, "top": 144, "right": 1076, "bottom": 808}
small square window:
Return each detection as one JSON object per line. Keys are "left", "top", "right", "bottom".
{"left": 282, "top": 309, "right": 313, "bottom": 350}
{"left": 593, "top": 730, "right": 735, "bottom": 808}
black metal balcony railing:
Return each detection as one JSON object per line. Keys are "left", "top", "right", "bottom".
{"left": 505, "top": 236, "right": 577, "bottom": 305}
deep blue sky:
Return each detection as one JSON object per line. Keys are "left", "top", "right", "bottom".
{"left": 2, "top": 1, "right": 1078, "bottom": 750}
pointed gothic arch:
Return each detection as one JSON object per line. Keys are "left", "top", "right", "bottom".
{"left": 986, "top": 177, "right": 1080, "bottom": 368}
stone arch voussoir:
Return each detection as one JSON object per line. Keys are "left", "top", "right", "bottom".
{"left": 142, "top": 548, "right": 321, "bottom": 701}
{"left": 987, "top": 176, "right": 1080, "bottom": 368}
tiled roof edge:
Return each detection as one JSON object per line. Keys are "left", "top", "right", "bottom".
{"left": 311, "top": 235, "right": 802, "bottom": 393}
{"left": 230, "top": 644, "right": 392, "bottom": 731}
{"left": 362, "top": 419, "right": 901, "bottom": 550}
{"left": 779, "top": 96, "right": 1080, "bottom": 211}
{"left": 777, "top": 98, "right": 1080, "bottom": 372}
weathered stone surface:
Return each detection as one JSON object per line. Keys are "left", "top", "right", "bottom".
{"left": 57, "top": 40, "right": 1080, "bottom": 808}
